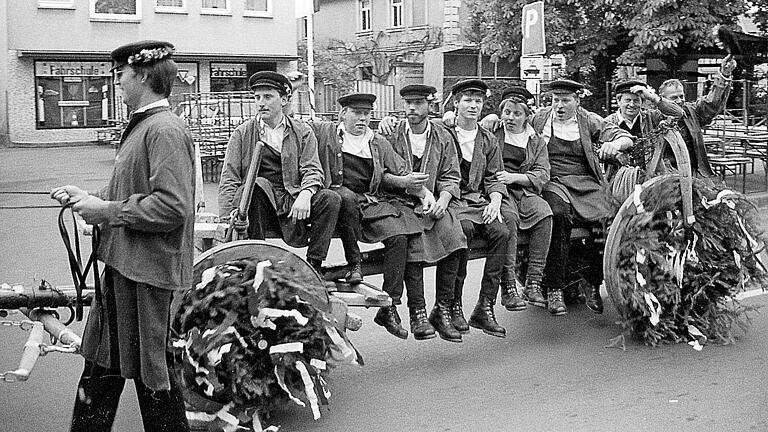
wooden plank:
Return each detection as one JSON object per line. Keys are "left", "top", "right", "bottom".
{"left": 330, "top": 291, "right": 391, "bottom": 308}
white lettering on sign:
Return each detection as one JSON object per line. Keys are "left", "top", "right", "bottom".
{"left": 521, "top": 1, "right": 546, "bottom": 56}
{"left": 36, "top": 61, "right": 111, "bottom": 77}
{"left": 211, "top": 63, "right": 248, "bottom": 78}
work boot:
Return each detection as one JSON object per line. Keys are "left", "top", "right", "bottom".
{"left": 564, "top": 280, "right": 586, "bottom": 305}
{"left": 500, "top": 281, "right": 527, "bottom": 311}
{"left": 409, "top": 307, "right": 436, "bottom": 340}
{"left": 522, "top": 279, "right": 547, "bottom": 308}
{"left": 547, "top": 288, "right": 567, "bottom": 316}
{"left": 450, "top": 300, "right": 470, "bottom": 334}
{"left": 429, "top": 301, "right": 462, "bottom": 343}
{"left": 345, "top": 261, "right": 363, "bottom": 285}
{"left": 468, "top": 296, "right": 506, "bottom": 338}
{"left": 583, "top": 281, "right": 604, "bottom": 314}
{"left": 373, "top": 306, "right": 408, "bottom": 340}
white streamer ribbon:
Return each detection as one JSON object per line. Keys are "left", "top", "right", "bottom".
{"left": 296, "top": 361, "right": 322, "bottom": 420}
{"left": 643, "top": 292, "right": 662, "bottom": 326}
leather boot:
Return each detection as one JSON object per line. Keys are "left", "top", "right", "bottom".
{"left": 500, "top": 281, "right": 526, "bottom": 311}
{"left": 583, "top": 281, "right": 604, "bottom": 314}
{"left": 374, "top": 306, "right": 408, "bottom": 339}
{"left": 547, "top": 288, "right": 567, "bottom": 316}
{"left": 428, "top": 302, "right": 462, "bottom": 343}
{"left": 450, "top": 300, "right": 470, "bottom": 334}
{"left": 409, "top": 307, "right": 436, "bottom": 340}
{"left": 345, "top": 261, "right": 363, "bottom": 285}
{"left": 468, "top": 296, "right": 506, "bottom": 338}
{"left": 522, "top": 279, "right": 547, "bottom": 308}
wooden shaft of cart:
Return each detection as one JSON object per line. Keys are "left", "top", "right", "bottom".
{"left": 229, "top": 141, "right": 264, "bottom": 242}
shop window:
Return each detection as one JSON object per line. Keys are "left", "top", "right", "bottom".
{"left": 244, "top": 0, "right": 271, "bottom": 17}
{"left": 359, "top": 65, "right": 374, "bottom": 81}
{"left": 411, "top": 0, "right": 427, "bottom": 27}
{"left": 390, "top": 0, "right": 403, "bottom": 29}
{"left": 155, "top": 0, "right": 186, "bottom": 13}
{"left": 169, "top": 62, "right": 199, "bottom": 111}
{"left": 35, "top": 61, "right": 114, "bottom": 129}
{"left": 38, "top": 0, "right": 75, "bottom": 9}
{"left": 90, "top": 0, "right": 141, "bottom": 21}
{"left": 210, "top": 62, "right": 275, "bottom": 92}
{"left": 359, "top": 0, "right": 371, "bottom": 32}
{"left": 300, "top": 16, "right": 308, "bottom": 40}
{"left": 201, "top": 0, "right": 230, "bottom": 15}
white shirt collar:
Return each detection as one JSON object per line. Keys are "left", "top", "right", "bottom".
{"left": 617, "top": 111, "right": 639, "bottom": 129}
{"left": 338, "top": 123, "right": 373, "bottom": 159}
{"left": 260, "top": 115, "right": 287, "bottom": 153}
{"left": 456, "top": 125, "right": 478, "bottom": 163}
{"left": 504, "top": 124, "right": 535, "bottom": 148}
{"left": 133, "top": 98, "right": 169, "bottom": 114}
{"left": 543, "top": 110, "right": 580, "bottom": 141}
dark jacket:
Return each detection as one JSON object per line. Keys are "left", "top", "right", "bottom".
{"left": 493, "top": 127, "right": 550, "bottom": 196}
{"left": 382, "top": 120, "right": 461, "bottom": 199}
{"left": 218, "top": 115, "right": 324, "bottom": 217}
{"left": 96, "top": 107, "right": 195, "bottom": 291}
{"left": 445, "top": 124, "right": 507, "bottom": 203}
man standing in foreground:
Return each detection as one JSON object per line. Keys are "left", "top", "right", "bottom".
{"left": 52, "top": 40, "right": 193, "bottom": 432}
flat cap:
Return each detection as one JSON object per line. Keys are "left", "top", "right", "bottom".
{"left": 338, "top": 93, "right": 376, "bottom": 110}
{"left": 614, "top": 79, "right": 647, "bottom": 95}
{"left": 111, "top": 40, "right": 175, "bottom": 71}
{"left": 500, "top": 86, "right": 534, "bottom": 104}
{"left": 248, "top": 71, "right": 292, "bottom": 96}
{"left": 547, "top": 79, "right": 585, "bottom": 94}
{"left": 451, "top": 79, "right": 489, "bottom": 96}
{"left": 400, "top": 84, "right": 437, "bottom": 101}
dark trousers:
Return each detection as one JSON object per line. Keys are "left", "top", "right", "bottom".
{"left": 435, "top": 249, "right": 463, "bottom": 303}
{"left": 332, "top": 186, "right": 363, "bottom": 265}
{"left": 524, "top": 215, "right": 552, "bottom": 283}
{"left": 455, "top": 218, "right": 509, "bottom": 301}
{"left": 70, "top": 360, "right": 188, "bottom": 432}
{"left": 381, "top": 235, "right": 425, "bottom": 308}
{"left": 500, "top": 204, "right": 520, "bottom": 284}
{"left": 248, "top": 188, "right": 341, "bottom": 262}
{"left": 541, "top": 191, "right": 602, "bottom": 290}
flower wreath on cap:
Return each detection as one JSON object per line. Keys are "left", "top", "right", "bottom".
{"left": 128, "top": 47, "right": 174, "bottom": 66}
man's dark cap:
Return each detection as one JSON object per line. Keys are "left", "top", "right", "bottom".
{"left": 338, "top": 93, "right": 376, "bottom": 110}
{"left": 614, "top": 79, "right": 647, "bottom": 95}
{"left": 500, "top": 86, "right": 534, "bottom": 104}
{"left": 451, "top": 79, "right": 489, "bottom": 96}
{"left": 248, "top": 71, "right": 292, "bottom": 96}
{"left": 110, "top": 40, "right": 175, "bottom": 71}
{"left": 400, "top": 84, "right": 437, "bottom": 101}
{"left": 547, "top": 79, "right": 585, "bottom": 94}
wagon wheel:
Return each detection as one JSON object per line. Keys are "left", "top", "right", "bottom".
{"left": 603, "top": 127, "right": 695, "bottom": 317}
{"left": 170, "top": 239, "right": 329, "bottom": 335}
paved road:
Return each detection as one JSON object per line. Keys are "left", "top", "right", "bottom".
{"left": 1, "top": 146, "right": 767, "bottom": 431}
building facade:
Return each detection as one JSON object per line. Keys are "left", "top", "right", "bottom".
{"left": 302, "top": 0, "right": 516, "bottom": 115}
{"left": 1, "top": 0, "right": 298, "bottom": 146}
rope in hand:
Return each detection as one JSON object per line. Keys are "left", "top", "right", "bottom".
{"left": 57, "top": 205, "right": 101, "bottom": 322}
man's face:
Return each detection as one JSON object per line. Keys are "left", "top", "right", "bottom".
{"left": 551, "top": 92, "right": 579, "bottom": 121}
{"left": 113, "top": 66, "right": 142, "bottom": 108}
{"left": 404, "top": 98, "right": 429, "bottom": 126}
{"left": 341, "top": 107, "right": 371, "bottom": 135}
{"left": 660, "top": 86, "right": 685, "bottom": 107}
{"left": 252, "top": 87, "right": 287, "bottom": 124}
{"left": 453, "top": 91, "right": 485, "bottom": 122}
{"left": 500, "top": 100, "right": 528, "bottom": 133}
{"left": 617, "top": 92, "right": 642, "bottom": 120}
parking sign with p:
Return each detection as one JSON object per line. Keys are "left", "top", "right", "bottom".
{"left": 522, "top": 1, "right": 545, "bottom": 56}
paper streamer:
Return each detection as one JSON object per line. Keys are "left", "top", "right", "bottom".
{"left": 636, "top": 249, "right": 647, "bottom": 265}
{"left": 296, "top": 361, "right": 322, "bottom": 420}
{"left": 274, "top": 366, "right": 306, "bottom": 407}
{"left": 196, "top": 266, "right": 216, "bottom": 290}
{"left": 632, "top": 184, "right": 645, "bottom": 213}
{"left": 256, "top": 308, "right": 309, "bottom": 326}
{"left": 253, "top": 260, "right": 272, "bottom": 288}
{"left": 269, "top": 342, "right": 304, "bottom": 354}
{"left": 643, "top": 292, "right": 662, "bottom": 326}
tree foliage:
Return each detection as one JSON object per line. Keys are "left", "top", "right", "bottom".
{"left": 467, "top": 0, "right": 748, "bottom": 86}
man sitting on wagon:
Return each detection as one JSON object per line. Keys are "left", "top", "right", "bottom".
{"left": 218, "top": 71, "right": 354, "bottom": 279}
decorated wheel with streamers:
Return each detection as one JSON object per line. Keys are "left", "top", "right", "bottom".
{"left": 170, "top": 240, "right": 360, "bottom": 431}
{"left": 603, "top": 175, "right": 768, "bottom": 346}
